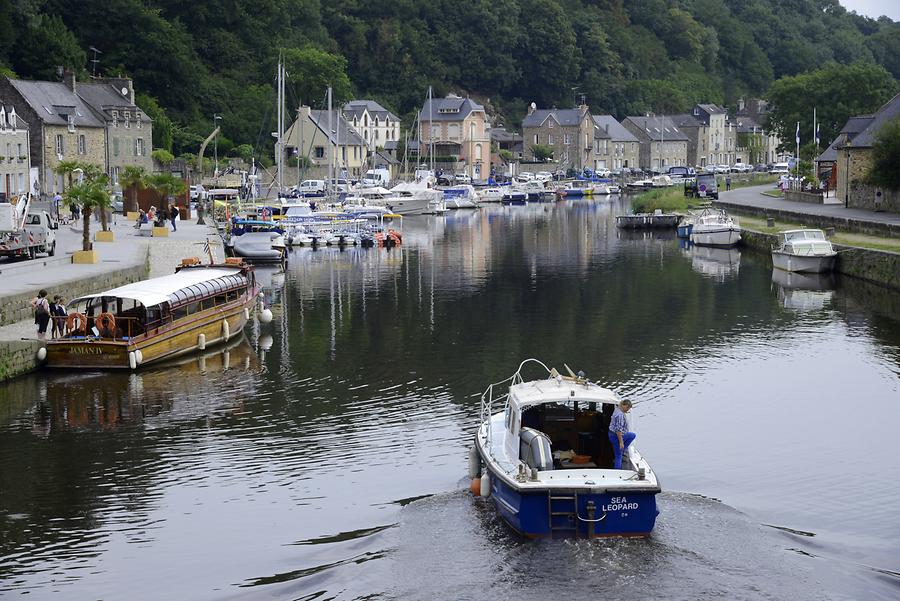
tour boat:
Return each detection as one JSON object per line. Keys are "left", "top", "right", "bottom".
{"left": 771, "top": 229, "right": 837, "bottom": 273}
{"left": 471, "top": 359, "right": 660, "bottom": 538}
{"left": 689, "top": 208, "right": 741, "bottom": 247}
{"left": 44, "top": 258, "right": 266, "bottom": 370}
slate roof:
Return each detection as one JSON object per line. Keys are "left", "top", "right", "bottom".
{"left": 76, "top": 82, "right": 152, "bottom": 123}
{"left": 421, "top": 96, "right": 485, "bottom": 122}
{"left": 670, "top": 113, "right": 703, "bottom": 129}
{"left": 816, "top": 139, "right": 838, "bottom": 163}
{"left": 309, "top": 110, "right": 366, "bottom": 146}
{"left": 731, "top": 116, "right": 766, "bottom": 134}
{"left": 8, "top": 79, "right": 105, "bottom": 128}
{"left": 591, "top": 115, "right": 638, "bottom": 142}
{"left": 696, "top": 103, "right": 726, "bottom": 115}
{"left": 343, "top": 100, "right": 399, "bottom": 122}
{"left": 624, "top": 116, "right": 689, "bottom": 141}
{"left": 491, "top": 126, "right": 522, "bottom": 143}
{"left": 846, "top": 93, "right": 900, "bottom": 147}
{"left": 522, "top": 108, "right": 586, "bottom": 128}
{"left": 0, "top": 105, "right": 29, "bottom": 129}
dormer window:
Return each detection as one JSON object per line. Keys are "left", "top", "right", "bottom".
{"left": 67, "top": 115, "right": 76, "bottom": 133}
{"left": 0, "top": 108, "right": 5, "bottom": 130}
{"left": 693, "top": 108, "right": 700, "bottom": 116}
{"left": 125, "top": 116, "right": 130, "bottom": 129}
{"left": 9, "top": 110, "right": 15, "bottom": 130}
{"left": 124, "top": 111, "right": 130, "bottom": 119}
{"left": 112, "top": 110, "right": 118, "bottom": 119}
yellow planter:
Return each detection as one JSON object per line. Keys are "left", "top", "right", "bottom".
{"left": 73, "top": 250, "right": 98, "bottom": 264}
{"left": 152, "top": 226, "right": 170, "bottom": 237}
{"left": 126, "top": 211, "right": 140, "bottom": 220}
{"left": 95, "top": 230, "right": 115, "bottom": 242}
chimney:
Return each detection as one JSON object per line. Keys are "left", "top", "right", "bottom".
{"left": 97, "top": 77, "right": 135, "bottom": 104}
{"left": 527, "top": 102, "right": 536, "bottom": 116}
{"left": 63, "top": 69, "right": 76, "bottom": 93}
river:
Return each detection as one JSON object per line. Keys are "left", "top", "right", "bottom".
{"left": 1, "top": 197, "right": 898, "bottom": 600}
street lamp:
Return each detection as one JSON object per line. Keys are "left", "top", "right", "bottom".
{"left": 213, "top": 113, "right": 222, "bottom": 181}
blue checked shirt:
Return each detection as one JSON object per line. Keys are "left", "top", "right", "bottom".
{"left": 609, "top": 407, "right": 629, "bottom": 433}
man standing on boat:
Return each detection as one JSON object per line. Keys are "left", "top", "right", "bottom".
{"left": 608, "top": 400, "right": 636, "bottom": 469}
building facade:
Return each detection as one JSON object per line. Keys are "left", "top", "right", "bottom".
{"left": 0, "top": 105, "right": 31, "bottom": 199}
{"left": 521, "top": 104, "right": 594, "bottom": 171}
{"left": 77, "top": 78, "right": 153, "bottom": 187}
{"left": 343, "top": 100, "right": 400, "bottom": 152}
{"left": 283, "top": 106, "right": 369, "bottom": 179}
{"left": 420, "top": 94, "right": 491, "bottom": 180}
{"left": 691, "top": 104, "right": 737, "bottom": 167}
{"left": 591, "top": 115, "right": 640, "bottom": 172}
{"left": 622, "top": 116, "right": 689, "bottom": 170}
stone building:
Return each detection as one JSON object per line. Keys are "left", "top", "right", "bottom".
{"left": 283, "top": 106, "right": 369, "bottom": 179}
{"left": 834, "top": 92, "right": 900, "bottom": 211}
{"left": 76, "top": 78, "right": 153, "bottom": 187}
{"left": 0, "top": 105, "right": 31, "bottom": 199}
{"left": 591, "top": 115, "right": 640, "bottom": 172}
{"left": 622, "top": 115, "right": 689, "bottom": 171}
{"left": 0, "top": 74, "right": 106, "bottom": 195}
{"left": 734, "top": 98, "right": 780, "bottom": 165}
{"left": 420, "top": 94, "right": 491, "bottom": 181}
{"left": 689, "top": 104, "right": 737, "bottom": 167}
{"left": 343, "top": 100, "right": 400, "bottom": 152}
{"left": 521, "top": 104, "right": 594, "bottom": 171}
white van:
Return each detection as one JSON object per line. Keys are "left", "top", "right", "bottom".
{"left": 769, "top": 162, "right": 790, "bottom": 175}
{"left": 362, "top": 168, "right": 391, "bottom": 187}
{"left": 298, "top": 179, "right": 326, "bottom": 196}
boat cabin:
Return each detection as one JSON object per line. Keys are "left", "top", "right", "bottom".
{"left": 778, "top": 229, "right": 833, "bottom": 254}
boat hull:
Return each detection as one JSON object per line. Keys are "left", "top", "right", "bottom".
{"left": 676, "top": 223, "right": 693, "bottom": 238}
{"left": 772, "top": 251, "right": 836, "bottom": 273}
{"left": 690, "top": 227, "right": 741, "bottom": 247}
{"left": 484, "top": 462, "right": 659, "bottom": 538}
{"left": 45, "top": 297, "right": 255, "bottom": 369}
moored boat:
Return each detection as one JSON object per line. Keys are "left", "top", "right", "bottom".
{"left": 472, "top": 359, "right": 660, "bottom": 539}
{"left": 44, "top": 258, "right": 263, "bottom": 370}
{"left": 689, "top": 208, "right": 741, "bottom": 247}
{"left": 771, "top": 229, "right": 837, "bottom": 273}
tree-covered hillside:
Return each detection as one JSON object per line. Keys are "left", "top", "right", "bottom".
{"left": 1, "top": 0, "right": 896, "bottom": 157}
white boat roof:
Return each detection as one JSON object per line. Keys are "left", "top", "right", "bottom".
{"left": 73, "top": 267, "right": 243, "bottom": 306}
{"left": 509, "top": 378, "right": 621, "bottom": 412}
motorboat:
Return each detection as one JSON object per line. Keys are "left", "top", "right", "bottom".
{"left": 651, "top": 175, "right": 674, "bottom": 187}
{"left": 231, "top": 231, "right": 286, "bottom": 261}
{"left": 676, "top": 212, "right": 696, "bottom": 238}
{"left": 44, "top": 258, "right": 263, "bottom": 369}
{"left": 477, "top": 187, "right": 505, "bottom": 203}
{"left": 689, "top": 208, "right": 741, "bottom": 247}
{"left": 472, "top": 359, "right": 660, "bottom": 539}
{"left": 559, "top": 179, "right": 598, "bottom": 197}
{"left": 391, "top": 181, "right": 446, "bottom": 215}
{"left": 771, "top": 229, "right": 837, "bottom": 273}
{"left": 442, "top": 185, "right": 479, "bottom": 209}
{"left": 512, "top": 180, "right": 551, "bottom": 202}
{"left": 627, "top": 178, "right": 653, "bottom": 190}
{"left": 501, "top": 189, "right": 528, "bottom": 204}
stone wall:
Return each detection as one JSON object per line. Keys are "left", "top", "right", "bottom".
{"left": 0, "top": 260, "right": 148, "bottom": 327}
{"left": 715, "top": 200, "right": 900, "bottom": 238}
{"left": 0, "top": 339, "right": 42, "bottom": 381}
{"left": 784, "top": 190, "right": 824, "bottom": 204}
{"left": 848, "top": 182, "right": 900, "bottom": 213}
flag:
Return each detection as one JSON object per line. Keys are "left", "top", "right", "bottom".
{"left": 815, "top": 123, "right": 820, "bottom": 146}
{"left": 203, "top": 239, "right": 211, "bottom": 256}
{"left": 795, "top": 122, "right": 800, "bottom": 146}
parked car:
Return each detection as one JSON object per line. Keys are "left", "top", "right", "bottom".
{"left": 189, "top": 185, "right": 207, "bottom": 201}
{"left": 454, "top": 173, "right": 472, "bottom": 184}
{"left": 769, "top": 162, "right": 790, "bottom": 175}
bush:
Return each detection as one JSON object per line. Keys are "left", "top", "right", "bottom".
{"left": 868, "top": 117, "right": 900, "bottom": 190}
{"left": 632, "top": 188, "right": 690, "bottom": 213}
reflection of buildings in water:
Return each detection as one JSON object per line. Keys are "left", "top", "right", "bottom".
{"left": 689, "top": 245, "right": 741, "bottom": 280}
{"left": 254, "top": 265, "right": 286, "bottom": 310}
{"left": 771, "top": 268, "right": 836, "bottom": 311}
{"left": 33, "top": 337, "right": 261, "bottom": 434}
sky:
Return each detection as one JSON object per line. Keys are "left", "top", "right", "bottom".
{"left": 839, "top": 0, "right": 900, "bottom": 20}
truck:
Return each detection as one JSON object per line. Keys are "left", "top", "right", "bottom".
{"left": 684, "top": 172, "right": 718, "bottom": 200}
{"left": 0, "top": 194, "right": 58, "bottom": 260}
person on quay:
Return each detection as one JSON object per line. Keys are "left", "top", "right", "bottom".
{"left": 608, "top": 399, "right": 636, "bottom": 469}
{"left": 170, "top": 204, "right": 179, "bottom": 231}
{"left": 48, "top": 295, "right": 63, "bottom": 338}
{"left": 31, "top": 289, "right": 51, "bottom": 341}
{"left": 52, "top": 296, "right": 68, "bottom": 338}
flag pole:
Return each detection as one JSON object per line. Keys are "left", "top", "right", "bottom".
{"left": 795, "top": 121, "right": 800, "bottom": 191}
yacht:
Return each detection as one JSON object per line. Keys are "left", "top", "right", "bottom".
{"left": 771, "top": 229, "right": 837, "bottom": 273}
{"left": 689, "top": 208, "right": 741, "bottom": 247}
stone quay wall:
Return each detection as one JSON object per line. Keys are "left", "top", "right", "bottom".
{"left": 716, "top": 200, "right": 900, "bottom": 238}
{"left": 784, "top": 190, "right": 824, "bottom": 204}
{"left": 0, "top": 339, "right": 43, "bottom": 381}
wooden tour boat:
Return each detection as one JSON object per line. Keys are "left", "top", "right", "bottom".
{"left": 44, "top": 257, "right": 263, "bottom": 369}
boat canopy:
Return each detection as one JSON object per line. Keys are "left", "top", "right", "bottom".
{"left": 70, "top": 268, "right": 245, "bottom": 307}
{"left": 508, "top": 379, "right": 621, "bottom": 413}
{"left": 780, "top": 229, "right": 826, "bottom": 241}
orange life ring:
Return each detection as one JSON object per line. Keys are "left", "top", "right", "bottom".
{"left": 66, "top": 312, "right": 88, "bottom": 335}
{"left": 97, "top": 312, "right": 116, "bottom": 338}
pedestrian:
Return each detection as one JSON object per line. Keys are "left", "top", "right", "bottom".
{"left": 49, "top": 295, "right": 66, "bottom": 338}
{"left": 725, "top": 175, "right": 732, "bottom": 191}
{"left": 607, "top": 399, "right": 636, "bottom": 470}
{"left": 70, "top": 199, "right": 79, "bottom": 221}
{"left": 31, "top": 289, "right": 51, "bottom": 341}
{"left": 147, "top": 206, "right": 156, "bottom": 224}
{"left": 170, "top": 204, "right": 179, "bottom": 231}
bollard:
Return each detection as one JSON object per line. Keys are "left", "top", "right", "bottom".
{"left": 825, "top": 227, "right": 835, "bottom": 238}
{"left": 766, "top": 217, "right": 775, "bottom": 228}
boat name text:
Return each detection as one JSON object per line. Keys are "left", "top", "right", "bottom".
{"left": 68, "top": 346, "right": 104, "bottom": 355}
{"left": 602, "top": 496, "right": 639, "bottom": 512}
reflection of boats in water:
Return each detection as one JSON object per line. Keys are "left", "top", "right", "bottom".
{"left": 771, "top": 268, "right": 836, "bottom": 311}
{"left": 474, "top": 360, "right": 660, "bottom": 539}
{"left": 690, "top": 245, "right": 741, "bottom": 280}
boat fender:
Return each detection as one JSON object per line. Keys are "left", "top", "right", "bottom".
{"left": 468, "top": 446, "right": 481, "bottom": 479}
{"left": 259, "top": 308, "right": 273, "bottom": 324}
{"left": 134, "top": 350, "right": 143, "bottom": 365}
{"left": 222, "top": 318, "right": 230, "bottom": 342}
{"left": 36, "top": 347, "right": 47, "bottom": 362}
{"left": 128, "top": 351, "right": 137, "bottom": 370}
{"left": 198, "top": 333, "right": 206, "bottom": 350}
{"left": 470, "top": 478, "right": 481, "bottom": 496}
{"left": 479, "top": 473, "right": 491, "bottom": 498}
{"left": 244, "top": 308, "right": 250, "bottom": 320}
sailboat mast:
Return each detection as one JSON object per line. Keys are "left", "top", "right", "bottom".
{"left": 428, "top": 85, "right": 434, "bottom": 174}
{"left": 275, "top": 54, "right": 284, "bottom": 195}
{"left": 327, "top": 87, "right": 333, "bottom": 196}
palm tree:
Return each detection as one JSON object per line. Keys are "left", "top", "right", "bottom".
{"left": 120, "top": 165, "right": 147, "bottom": 214}
{"left": 146, "top": 173, "right": 187, "bottom": 212}
{"left": 64, "top": 179, "right": 110, "bottom": 251}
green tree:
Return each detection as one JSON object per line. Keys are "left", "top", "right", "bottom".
{"left": 867, "top": 117, "right": 900, "bottom": 190}
{"left": 152, "top": 149, "right": 175, "bottom": 166}
{"left": 64, "top": 178, "right": 110, "bottom": 250}
{"left": 531, "top": 144, "right": 554, "bottom": 162}
{"left": 282, "top": 47, "right": 353, "bottom": 106}
{"left": 11, "top": 14, "right": 84, "bottom": 80}
{"left": 146, "top": 173, "right": 187, "bottom": 210}
{"left": 119, "top": 165, "right": 147, "bottom": 213}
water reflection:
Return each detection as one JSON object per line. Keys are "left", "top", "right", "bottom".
{"left": 771, "top": 268, "right": 836, "bottom": 311}
{"left": 680, "top": 242, "right": 741, "bottom": 281}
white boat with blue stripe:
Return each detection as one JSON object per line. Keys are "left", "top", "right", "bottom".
{"left": 471, "top": 359, "right": 660, "bottom": 538}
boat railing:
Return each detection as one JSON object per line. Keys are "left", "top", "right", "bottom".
{"left": 51, "top": 315, "right": 144, "bottom": 341}
{"left": 480, "top": 358, "right": 554, "bottom": 453}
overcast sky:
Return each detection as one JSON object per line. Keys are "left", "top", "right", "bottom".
{"left": 839, "top": 0, "right": 900, "bottom": 20}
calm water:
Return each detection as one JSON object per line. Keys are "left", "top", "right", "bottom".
{"left": 1, "top": 198, "right": 899, "bottom": 600}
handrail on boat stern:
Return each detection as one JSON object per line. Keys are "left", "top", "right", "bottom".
{"left": 479, "top": 359, "right": 554, "bottom": 456}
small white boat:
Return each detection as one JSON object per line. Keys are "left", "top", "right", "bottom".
{"left": 232, "top": 231, "right": 286, "bottom": 262}
{"left": 442, "top": 185, "right": 479, "bottom": 209}
{"left": 690, "top": 208, "right": 741, "bottom": 247}
{"left": 651, "top": 175, "right": 674, "bottom": 187}
{"left": 771, "top": 229, "right": 837, "bottom": 273}
{"left": 472, "top": 360, "right": 660, "bottom": 539}
{"left": 477, "top": 187, "right": 505, "bottom": 203}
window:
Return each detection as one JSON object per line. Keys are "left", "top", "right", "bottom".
{"left": 470, "top": 122, "right": 476, "bottom": 139}
{"left": 55, "top": 135, "right": 64, "bottom": 155}
{"left": 112, "top": 166, "right": 119, "bottom": 184}
{"left": 136, "top": 113, "right": 142, "bottom": 128}
{"left": 475, "top": 144, "right": 482, "bottom": 161}
{"left": 113, "top": 138, "right": 120, "bottom": 157}
{"left": 124, "top": 116, "right": 130, "bottom": 129}
{"left": 135, "top": 138, "right": 144, "bottom": 156}
{"left": 448, "top": 123, "right": 459, "bottom": 139}
{"left": 16, "top": 143, "right": 23, "bottom": 160}
{"left": 78, "top": 135, "right": 86, "bottom": 155}
{"left": 533, "top": 134, "right": 538, "bottom": 145}
{"left": 375, "top": 129, "right": 379, "bottom": 141}
{"left": 548, "top": 120, "right": 554, "bottom": 129}
{"left": 314, "top": 146, "right": 325, "bottom": 159}
{"left": 564, "top": 134, "right": 571, "bottom": 145}
{"left": 67, "top": 115, "right": 76, "bottom": 133}
{"left": 548, "top": 135, "right": 554, "bottom": 145}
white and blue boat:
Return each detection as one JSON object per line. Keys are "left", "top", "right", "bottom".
{"left": 472, "top": 359, "right": 660, "bottom": 539}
